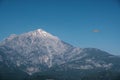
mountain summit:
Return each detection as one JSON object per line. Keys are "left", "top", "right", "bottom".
{"left": 0, "top": 29, "right": 120, "bottom": 80}
{"left": 0, "top": 29, "right": 72, "bottom": 74}
{"left": 26, "top": 29, "right": 59, "bottom": 39}
{"left": 5, "top": 29, "right": 59, "bottom": 41}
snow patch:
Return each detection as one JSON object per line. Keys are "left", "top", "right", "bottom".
{"left": 26, "top": 67, "right": 39, "bottom": 75}
{"left": 85, "top": 59, "right": 113, "bottom": 68}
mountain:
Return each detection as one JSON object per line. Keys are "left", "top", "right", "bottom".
{"left": 0, "top": 29, "right": 73, "bottom": 75}
{"left": 0, "top": 29, "right": 120, "bottom": 80}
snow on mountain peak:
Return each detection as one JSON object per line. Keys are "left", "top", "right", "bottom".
{"left": 0, "top": 29, "right": 70, "bottom": 74}
{"left": 32, "top": 29, "right": 51, "bottom": 37}
{"left": 26, "top": 29, "right": 59, "bottom": 40}
{"left": 1, "top": 29, "right": 64, "bottom": 54}
{"left": 36, "top": 29, "right": 45, "bottom": 33}
{"left": 0, "top": 29, "right": 117, "bottom": 75}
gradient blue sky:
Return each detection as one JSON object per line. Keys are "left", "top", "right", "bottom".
{"left": 0, "top": 0, "right": 120, "bottom": 55}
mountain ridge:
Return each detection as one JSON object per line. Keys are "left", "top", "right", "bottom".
{"left": 0, "top": 29, "right": 120, "bottom": 80}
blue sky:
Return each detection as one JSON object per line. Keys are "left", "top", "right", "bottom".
{"left": 0, "top": 0, "right": 120, "bottom": 55}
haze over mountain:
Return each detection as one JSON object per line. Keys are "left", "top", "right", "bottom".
{"left": 0, "top": 29, "right": 120, "bottom": 80}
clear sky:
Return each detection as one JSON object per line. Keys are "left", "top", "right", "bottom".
{"left": 0, "top": 0, "right": 120, "bottom": 55}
